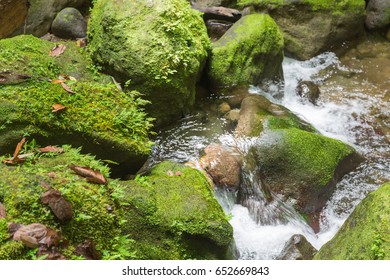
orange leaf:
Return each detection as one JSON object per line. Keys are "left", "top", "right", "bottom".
{"left": 49, "top": 44, "right": 66, "bottom": 57}
{"left": 13, "top": 137, "right": 26, "bottom": 159}
{"left": 52, "top": 104, "right": 67, "bottom": 113}
{"left": 61, "top": 82, "right": 75, "bottom": 94}
{"left": 51, "top": 79, "right": 67, "bottom": 84}
{"left": 38, "top": 146, "right": 64, "bottom": 154}
{"left": 68, "top": 164, "right": 107, "bottom": 185}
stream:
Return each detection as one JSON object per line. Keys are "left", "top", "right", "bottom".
{"left": 146, "top": 38, "right": 390, "bottom": 259}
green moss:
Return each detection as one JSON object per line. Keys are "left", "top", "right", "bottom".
{"left": 208, "top": 14, "right": 284, "bottom": 87}
{"left": 315, "top": 183, "right": 390, "bottom": 259}
{"left": 0, "top": 241, "right": 27, "bottom": 260}
{"left": 120, "top": 161, "right": 234, "bottom": 259}
{"left": 267, "top": 114, "right": 316, "bottom": 132}
{"left": 282, "top": 129, "right": 354, "bottom": 186}
{"left": 0, "top": 35, "right": 154, "bottom": 160}
{"left": 88, "top": 0, "right": 210, "bottom": 125}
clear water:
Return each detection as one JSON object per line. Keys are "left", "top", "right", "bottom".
{"left": 148, "top": 39, "right": 390, "bottom": 259}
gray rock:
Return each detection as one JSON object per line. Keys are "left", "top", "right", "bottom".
{"left": 296, "top": 80, "right": 320, "bottom": 105}
{"left": 193, "top": 6, "right": 241, "bottom": 22}
{"left": 51, "top": 7, "right": 87, "bottom": 39}
{"left": 0, "top": 0, "right": 28, "bottom": 38}
{"left": 365, "top": 0, "right": 390, "bottom": 30}
{"left": 12, "top": 0, "right": 91, "bottom": 37}
{"left": 206, "top": 20, "right": 233, "bottom": 42}
{"left": 278, "top": 234, "right": 317, "bottom": 260}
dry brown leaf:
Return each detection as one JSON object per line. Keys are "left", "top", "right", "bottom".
{"left": 13, "top": 137, "right": 26, "bottom": 159}
{"left": 61, "top": 82, "right": 75, "bottom": 94}
{"left": 167, "top": 170, "right": 174, "bottom": 177}
{"left": 2, "top": 137, "right": 28, "bottom": 165}
{"left": 51, "top": 104, "right": 67, "bottom": 113}
{"left": 0, "top": 202, "right": 6, "bottom": 219}
{"left": 76, "top": 38, "right": 87, "bottom": 48}
{"left": 38, "top": 146, "right": 64, "bottom": 154}
{"left": 175, "top": 171, "right": 182, "bottom": 176}
{"left": 51, "top": 79, "right": 67, "bottom": 84}
{"left": 68, "top": 164, "right": 108, "bottom": 185}
{"left": 49, "top": 44, "right": 66, "bottom": 57}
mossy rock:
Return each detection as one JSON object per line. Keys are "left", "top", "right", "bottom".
{"left": 236, "top": 0, "right": 366, "bottom": 60}
{"left": 0, "top": 35, "right": 153, "bottom": 175}
{"left": 120, "top": 161, "right": 234, "bottom": 259}
{"left": 207, "top": 13, "right": 284, "bottom": 88}
{"left": 0, "top": 148, "right": 233, "bottom": 260}
{"left": 88, "top": 0, "right": 211, "bottom": 127}
{"left": 315, "top": 182, "right": 390, "bottom": 260}
{"left": 250, "top": 128, "right": 363, "bottom": 223}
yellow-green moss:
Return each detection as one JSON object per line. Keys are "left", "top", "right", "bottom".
{"left": 315, "top": 183, "right": 390, "bottom": 260}
{"left": 208, "top": 14, "right": 284, "bottom": 87}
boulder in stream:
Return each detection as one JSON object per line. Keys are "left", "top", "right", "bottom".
{"left": 278, "top": 234, "right": 317, "bottom": 260}
{"left": 88, "top": 0, "right": 210, "bottom": 127}
{"left": 295, "top": 80, "right": 321, "bottom": 105}
{"left": 315, "top": 182, "right": 390, "bottom": 259}
{"left": 365, "top": 0, "right": 390, "bottom": 30}
{"left": 236, "top": 0, "right": 366, "bottom": 60}
{"left": 207, "top": 13, "right": 284, "bottom": 88}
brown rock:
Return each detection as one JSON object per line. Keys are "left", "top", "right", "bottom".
{"left": 0, "top": 202, "right": 6, "bottom": 219}
{"left": 13, "top": 223, "right": 47, "bottom": 241}
{"left": 200, "top": 144, "right": 242, "bottom": 189}
{"left": 194, "top": 6, "right": 241, "bottom": 22}
{"left": 206, "top": 20, "right": 232, "bottom": 42}
{"left": 278, "top": 234, "right": 317, "bottom": 260}
{"left": 0, "top": 0, "right": 28, "bottom": 38}
{"left": 41, "top": 190, "right": 73, "bottom": 222}
{"left": 20, "top": 234, "right": 39, "bottom": 248}
{"left": 296, "top": 81, "right": 321, "bottom": 105}
{"left": 218, "top": 102, "right": 231, "bottom": 115}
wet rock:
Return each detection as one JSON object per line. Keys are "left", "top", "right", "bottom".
{"left": 51, "top": 7, "right": 87, "bottom": 39}
{"left": 194, "top": 6, "right": 241, "bottom": 22}
{"left": 225, "top": 109, "right": 240, "bottom": 123}
{"left": 387, "top": 28, "right": 390, "bottom": 41}
{"left": 41, "top": 190, "right": 73, "bottom": 222}
{"left": 0, "top": 0, "right": 28, "bottom": 38}
{"left": 218, "top": 102, "right": 231, "bottom": 115}
{"left": 0, "top": 202, "right": 6, "bottom": 219}
{"left": 13, "top": 223, "right": 47, "bottom": 242}
{"left": 207, "top": 14, "right": 284, "bottom": 88}
{"left": 200, "top": 144, "right": 242, "bottom": 190}
{"left": 278, "top": 234, "right": 317, "bottom": 260}
{"left": 365, "top": 0, "right": 390, "bottom": 30}
{"left": 19, "top": 234, "right": 39, "bottom": 248}
{"left": 296, "top": 81, "right": 321, "bottom": 105}
{"left": 206, "top": 20, "right": 233, "bottom": 42}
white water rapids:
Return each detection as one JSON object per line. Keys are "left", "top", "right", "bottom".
{"left": 149, "top": 47, "right": 390, "bottom": 259}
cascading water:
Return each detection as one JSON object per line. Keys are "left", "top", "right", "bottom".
{"left": 148, "top": 40, "right": 390, "bottom": 259}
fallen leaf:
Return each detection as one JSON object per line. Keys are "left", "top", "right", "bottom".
{"left": 38, "top": 146, "right": 64, "bottom": 154}
{"left": 51, "top": 79, "right": 67, "bottom": 84}
{"left": 76, "top": 38, "right": 87, "bottom": 48}
{"left": 68, "top": 76, "right": 77, "bottom": 81}
{"left": 61, "top": 82, "right": 75, "bottom": 94}
{"left": 68, "top": 164, "right": 108, "bottom": 185}
{"left": 0, "top": 71, "right": 31, "bottom": 85}
{"left": 13, "top": 137, "right": 26, "bottom": 159}
{"left": 41, "top": 190, "right": 73, "bottom": 222}
{"left": 47, "top": 172, "right": 56, "bottom": 178}
{"left": 167, "top": 170, "right": 174, "bottom": 177}
{"left": 49, "top": 44, "right": 66, "bottom": 57}
{"left": 0, "top": 202, "right": 6, "bottom": 219}
{"left": 175, "top": 171, "right": 182, "bottom": 176}
{"left": 51, "top": 104, "right": 67, "bottom": 113}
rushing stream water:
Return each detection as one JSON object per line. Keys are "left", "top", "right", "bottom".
{"left": 147, "top": 38, "right": 390, "bottom": 259}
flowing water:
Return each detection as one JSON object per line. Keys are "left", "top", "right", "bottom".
{"left": 147, "top": 38, "right": 390, "bottom": 259}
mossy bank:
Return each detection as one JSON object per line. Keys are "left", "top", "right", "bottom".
{"left": 0, "top": 145, "right": 233, "bottom": 259}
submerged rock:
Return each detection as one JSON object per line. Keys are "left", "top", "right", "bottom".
{"left": 0, "top": 35, "right": 153, "bottom": 174}
{"left": 51, "top": 7, "right": 87, "bottom": 39}
{"left": 278, "top": 234, "right": 317, "bottom": 260}
{"left": 200, "top": 144, "right": 242, "bottom": 190}
{"left": 296, "top": 80, "right": 321, "bottom": 105}
{"left": 315, "top": 182, "right": 390, "bottom": 259}
{"left": 207, "top": 14, "right": 284, "bottom": 88}
{"left": 88, "top": 0, "right": 210, "bottom": 127}
{"left": 236, "top": 0, "right": 366, "bottom": 60}
{"left": 0, "top": 0, "right": 28, "bottom": 38}
{"left": 365, "top": 0, "right": 390, "bottom": 30}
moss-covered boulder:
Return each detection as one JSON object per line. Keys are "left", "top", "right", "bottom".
{"left": 120, "top": 161, "right": 234, "bottom": 259}
{"left": 207, "top": 14, "right": 284, "bottom": 88}
{"left": 236, "top": 0, "right": 366, "bottom": 60}
{"left": 88, "top": 0, "right": 210, "bottom": 127}
{"left": 236, "top": 95, "right": 363, "bottom": 229}
{"left": 315, "top": 183, "right": 390, "bottom": 260}
{"left": 0, "top": 35, "right": 153, "bottom": 175}
{"left": 0, "top": 147, "right": 233, "bottom": 259}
